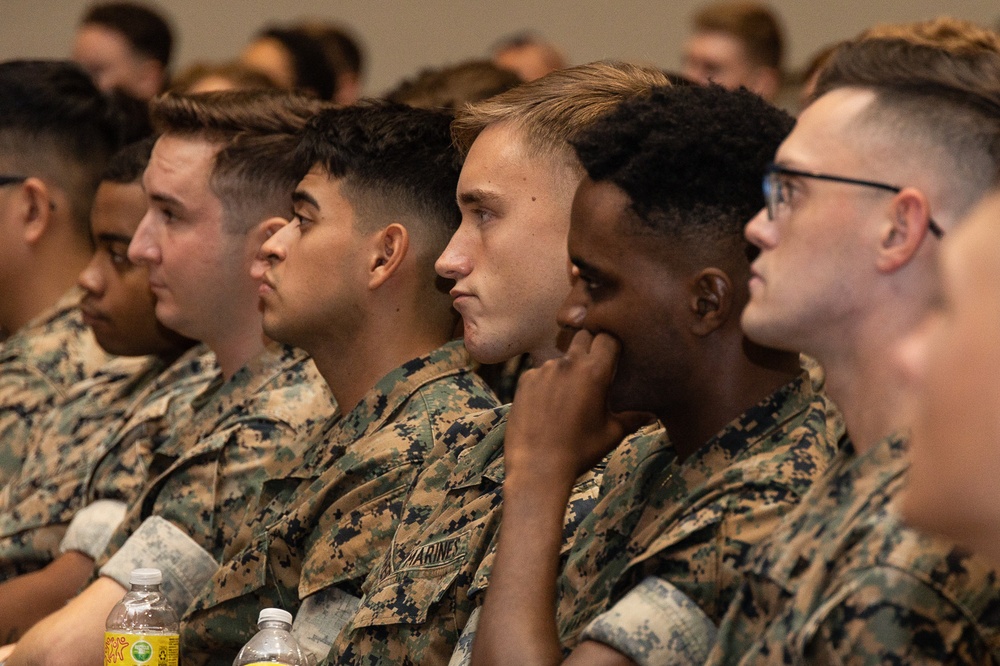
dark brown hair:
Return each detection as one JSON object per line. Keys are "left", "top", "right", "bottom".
{"left": 150, "top": 90, "right": 325, "bottom": 232}
{"left": 693, "top": 2, "right": 784, "bottom": 70}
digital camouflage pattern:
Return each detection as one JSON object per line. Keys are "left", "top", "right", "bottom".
{"left": 178, "top": 340, "right": 497, "bottom": 666}
{"left": 0, "top": 354, "right": 165, "bottom": 578}
{"left": 97, "top": 343, "right": 336, "bottom": 570}
{"left": 556, "top": 375, "right": 842, "bottom": 653}
{"left": 707, "top": 433, "right": 1000, "bottom": 664}
{"left": 0, "top": 344, "right": 215, "bottom": 580}
{"left": 329, "top": 406, "right": 608, "bottom": 666}
{"left": 0, "top": 289, "right": 117, "bottom": 486}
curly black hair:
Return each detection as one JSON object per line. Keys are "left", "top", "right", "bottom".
{"left": 571, "top": 84, "right": 793, "bottom": 252}
{"left": 293, "top": 100, "right": 462, "bottom": 243}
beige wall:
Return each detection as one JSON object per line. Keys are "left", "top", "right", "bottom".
{"left": 2, "top": 0, "right": 998, "bottom": 96}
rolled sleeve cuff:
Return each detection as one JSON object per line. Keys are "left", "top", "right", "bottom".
{"left": 581, "top": 576, "right": 717, "bottom": 666}
{"left": 292, "top": 586, "right": 361, "bottom": 661}
{"left": 59, "top": 499, "right": 128, "bottom": 560}
{"left": 98, "top": 515, "right": 218, "bottom": 613}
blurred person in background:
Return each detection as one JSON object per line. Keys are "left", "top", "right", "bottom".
{"left": 681, "top": 1, "right": 784, "bottom": 102}
{"left": 72, "top": 1, "right": 172, "bottom": 101}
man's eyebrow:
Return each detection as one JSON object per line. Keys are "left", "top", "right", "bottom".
{"left": 457, "top": 188, "right": 503, "bottom": 207}
{"left": 95, "top": 232, "right": 133, "bottom": 245}
{"left": 149, "top": 192, "right": 183, "bottom": 208}
{"left": 292, "top": 189, "right": 320, "bottom": 209}
{"left": 570, "top": 255, "right": 602, "bottom": 275}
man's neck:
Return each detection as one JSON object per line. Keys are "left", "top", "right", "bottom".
{"left": 311, "top": 323, "right": 450, "bottom": 415}
{"left": 205, "top": 321, "right": 268, "bottom": 380}
{"left": 4, "top": 254, "right": 90, "bottom": 334}
{"left": 818, "top": 345, "right": 904, "bottom": 456}
{"left": 661, "top": 335, "right": 801, "bottom": 462}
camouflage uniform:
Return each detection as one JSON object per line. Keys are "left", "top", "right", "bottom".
{"left": 0, "top": 288, "right": 116, "bottom": 485}
{"left": 96, "top": 343, "right": 336, "bottom": 616}
{"left": 554, "top": 375, "right": 840, "bottom": 660}
{"left": 706, "top": 433, "right": 1000, "bottom": 664}
{"left": 0, "top": 344, "right": 215, "bottom": 580}
{"left": 178, "top": 340, "right": 497, "bottom": 666}
{"left": 329, "top": 405, "right": 608, "bottom": 666}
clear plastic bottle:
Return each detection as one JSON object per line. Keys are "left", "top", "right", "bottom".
{"left": 232, "top": 608, "right": 313, "bottom": 666}
{"left": 103, "top": 568, "right": 179, "bottom": 666}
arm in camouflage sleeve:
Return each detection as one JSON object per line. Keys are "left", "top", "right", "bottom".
{"left": 473, "top": 332, "right": 647, "bottom": 666}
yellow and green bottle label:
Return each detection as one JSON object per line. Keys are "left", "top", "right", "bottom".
{"left": 103, "top": 631, "right": 179, "bottom": 666}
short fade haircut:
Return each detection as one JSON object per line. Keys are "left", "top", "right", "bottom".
{"left": 814, "top": 19, "right": 1000, "bottom": 221}
{"left": 149, "top": 90, "right": 325, "bottom": 233}
{"left": 0, "top": 59, "right": 125, "bottom": 237}
{"left": 81, "top": 2, "right": 173, "bottom": 68}
{"left": 693, "top": 1, "right": 784, "bottom": 70}
{"left": 452, "top": 61, "right": 670, "bottom": 163}
{"left": 101, "top": 135, "right": 156, "bottom": 184}
{"left": 291, "top": 100, "right": 462, "bottom": 253}
{"left": 572, "top": 84, "right": 792, "bottom": 258}
{"left": 386, "top": 60, "right": 522, "bottom": 112}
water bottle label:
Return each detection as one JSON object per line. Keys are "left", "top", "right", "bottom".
{"left": 103, "top": 632, "right": 179, "bottom": 666}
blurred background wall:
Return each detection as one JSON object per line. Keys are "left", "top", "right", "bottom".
{"left": 3, "top": 0, "right": 998, "bottom": 96}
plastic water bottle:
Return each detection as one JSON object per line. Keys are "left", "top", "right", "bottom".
{"left": 103, "top": 568, "right": 179, "bottom": 665}
{"left": 232, "top": 608, "right": 313, "bottom": 666}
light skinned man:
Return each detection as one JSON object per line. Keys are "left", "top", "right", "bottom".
{"left": 5, "top": 90, "right": 336, "bottom": 666}
{"left": 178, "top": 101, "right": 498, "bottom": 665}
{"left": 329, "top": 61, "right": 670, "bottom": 666}
{"left": 0, "top": 60, "right": 130, "bottom": 485}
{"left": 707, "top": 23, "right": 1000, "bottom": 663}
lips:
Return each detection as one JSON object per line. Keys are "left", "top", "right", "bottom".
{"left": 79, "top": 304, "right": 106, "bottom": 326}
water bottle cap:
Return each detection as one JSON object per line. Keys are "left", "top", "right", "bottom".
{"left": 258, "top": 608, "right": 293, "bottom": 625}
{"left": 129, "top": 568, "right": 162, "bottom": 585}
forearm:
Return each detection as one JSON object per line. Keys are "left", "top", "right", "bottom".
{"left": 0, "top": 551, "right": 95, "bottom": 644}
{"left": 7, "top": 575, "right": 125, "bottom": 666}
{"left": 472, "top": 467, "right": 575, "bottom": 666}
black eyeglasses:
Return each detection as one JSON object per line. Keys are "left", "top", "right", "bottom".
{"left": 763, "top": 164, "right": 944, "bottom": 239}
{"left": 0, "top": 175, "right": 26, "bottom": 187}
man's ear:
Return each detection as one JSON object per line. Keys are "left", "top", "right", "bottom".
{"left": 876, "top": 187, "right": 934, "bottom": 274}
{"left": 689, "top": 267, "right": 733, "bottom": 336}
{"left": 369, "top": 223, "right": 409, "bottom": 289}
{"left": 21, "top": 177, "right": 56, "bottom": 246}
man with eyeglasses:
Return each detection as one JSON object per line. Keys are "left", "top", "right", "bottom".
{"left": 705, "top": 20, "right": 1000, "bottom": 663}
{"left": 0, "top": 60, "right": 131, "bottom": 487}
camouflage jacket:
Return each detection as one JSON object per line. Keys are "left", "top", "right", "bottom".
{"left": 178, "top": 340, "right": 497, "bottom": 666}
{"left": 329, "top": 406, "right": 608, "bottom": 666}
{"left": 707, "top": 433, "right": 1000, "bottom": 665}
{"left": 0, "top": 353, "right": 167, "bottom": 579}
{"left": 0, "top": 288, "right": 116, "bottom": 485}
{"left": 556, "top": 375, "right": 841, "bottom": 657}
{"left": 96, "top": 343, "right": 336, "bottom": 614}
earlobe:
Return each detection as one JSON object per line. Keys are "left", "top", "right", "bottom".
{"left": 690, "top": 268, "right": 733, "bottom": 336}
{"left": 369, "top": 223, "right": 409, "bottom": 289}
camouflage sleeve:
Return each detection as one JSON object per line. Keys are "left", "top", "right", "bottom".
{"left": 0, "top": 368, "right": 58, "bottom": 487}
{"left": 581, "top": 576, "right": 717, "bottom": 666}
{"left": 99, "top": 515, "right": 218, "bottom": 613}
{"left": 292, "top": 587, "right": 363, "bottom": 661}
{"left": 447, "top": 606, "right": 479, "bottom": 666}
{"left": 59, "top": 499, "right": 127, "bottom": 560}
{"left": 788, "top": 566, "right": 997, "bottom": 665}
